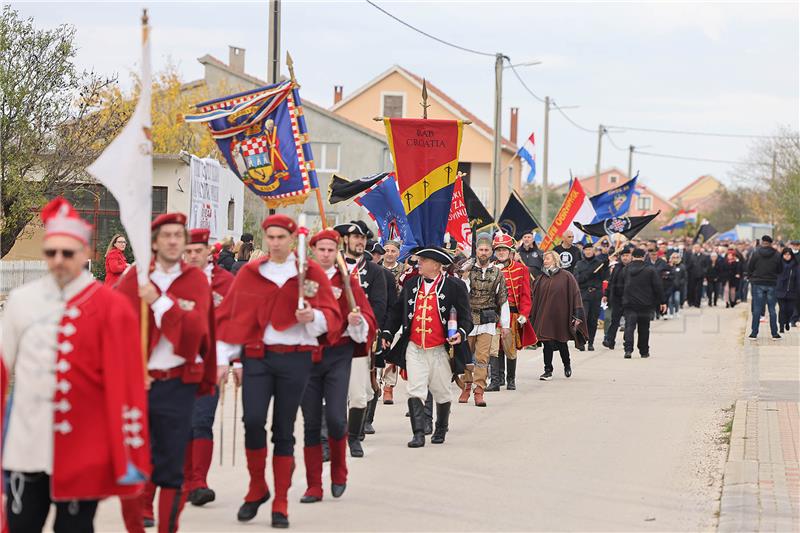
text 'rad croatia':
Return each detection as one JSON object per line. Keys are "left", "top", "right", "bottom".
{"left": 384, "top": 118, "right": 464, "bottom": 247}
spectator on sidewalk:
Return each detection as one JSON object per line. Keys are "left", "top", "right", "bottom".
{"left": 104, "top": 233, "right": 129, "bottom": 286}
{"left": 217, "top": 236, "right": 236, "bottom": 271}
{"left": 747, "top": 235, "right": 783, "bottom": 340}
{"left": 776, "top": 247, "right": 800, "bottom": 333}
{"left": 622, "top": 248, "right": 667, "bottom": 359}
{"left": 231, "top": 241, "right": 254, "bottom": 275}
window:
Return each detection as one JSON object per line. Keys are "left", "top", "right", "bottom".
{"left": 382, "top": 93, "right": 404, "bottom": 118}
{"left": 310, "top": 143, "right": 341, "bottom": 172}
{"left": 637, "top": 195, "right": 652, "bottom": 210}
{"left": 227, "top": 199, "right": 235, "bottom": 231}
{"left": 609, "top": 175, "right": 618, "bottom": 184}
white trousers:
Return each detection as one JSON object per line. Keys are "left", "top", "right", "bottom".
{"left": 348, "top": 356, "right": 372, "bottom": 409}
{"left": 405, "top": 342, "right": 452, "bottom": 404}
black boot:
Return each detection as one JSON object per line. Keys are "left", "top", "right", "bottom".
{"left": 347, "top": 407, "right": 366, "bottom": 457}
{"left": 498, "top": 353, "right": 506, "bottom": 388}
{"left": 320, "top": 410, "right": 330, "bottom": 462}
{"left": 423, "top": 392, "right": 433, "bottom": 435}
{"left": 506, "top": 358, "right": 517, "bottom": 390}
{"left": 363, "top": 391, "right": 379, "bottom": 435}
{"left": 431, "top": 402, "right": 451, "bottom": 444}
{"left": 407, "top": 398, "right": 426, "bottom": 448}
{"left": 485, "top": 357, "right": 501, "bottom": 392}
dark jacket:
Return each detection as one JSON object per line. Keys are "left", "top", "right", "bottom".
{"left": 647, "top": 256, "right": 671, "bottom": 294}
{"left": 622, "top": 261, "right": 666, "bottom": 311}
{"left": 667, "top": 263, "right": 687, "bottom": 292}
{"left": 776, "top": 257, "right": 800, "bottom": 300}
{"left": 218, "top": 249, "right": 235, "bottom": 272}
{"left": 607, "top": 261, "right": 627, "bottom": 305}
{"left": 518, "top": 243, "right": 543, "bottom": 277}
{"left": 705, "top": 258, "right": 724, "bottom": 283}
{"left": 230, "top": 259, "right": 248, "bottom": 276}
{"left": 747, "top": 246, "right": 783, "bottom": 286}
{"left": 353, "top": 257, "right": 388, "bottom": 330}
{"left": 382, "top": 274, "right": 472, "bottom": 370}
{"left": 573, "top": 256, "right": 607, "bottom": 299}
{"left": 719, "top": 255, "right": 743, "bottom": 284}
{"left": 685, "top": 252, "right": 709, "bottom": 279}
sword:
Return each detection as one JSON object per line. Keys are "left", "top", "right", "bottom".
{"left": 218, "top": 375, "right": 227, "bottom": 466}
{"left": 232, "top": 382, "right": 239, "bottom": 466}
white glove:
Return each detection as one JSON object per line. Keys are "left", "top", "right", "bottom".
{"left": 517, "top": 315, "right": 527, "bottom": 325}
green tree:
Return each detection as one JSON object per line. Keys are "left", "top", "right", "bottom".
{"left": 0, "top": 6, "right": 122, "bottom": 257}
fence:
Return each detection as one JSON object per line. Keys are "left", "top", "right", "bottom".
{"left": 1, "top": 260, "right": 49, "bottom": 298}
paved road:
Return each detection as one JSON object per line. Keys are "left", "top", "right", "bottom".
{"left": 92, "top": 305, "right": 746, "bottom": 532}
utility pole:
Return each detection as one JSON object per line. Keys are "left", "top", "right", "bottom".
{"left": 541, "top": 96, "right": 550, "bottom": 226}
{"left": 628, "top": 145, "right": 634, "bottom": 180}
{"left": 492, "top": 53, "right": 504, "bottom": 217}
{"left": 594, "top": 124, "right": 604, "bottom": 194}
{"left": 268, "top": 0, "right": 281, "bottom": 84}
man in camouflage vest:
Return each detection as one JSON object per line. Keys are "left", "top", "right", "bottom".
{"left": 459, "top": 233, "right": 510, "bottom": 407}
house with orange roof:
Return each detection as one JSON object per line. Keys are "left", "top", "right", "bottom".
{"left": 669, "top": 174, "right": 724, "bottom": 213}
{"left": 329, "top": 65, "right": 522, "bottom": 215}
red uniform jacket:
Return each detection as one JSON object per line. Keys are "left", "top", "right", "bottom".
{"left": 116, "top": 263, "right": 216, "bottom": 396}
{"left": 501, "top": 260, "right": 538, "bottom": 347}
{"left": 211, "top": 264, "right": 234, "bottom": 308}
{"left": 2, "top": 283, "right": 151, "bottom": 500}
{"left": 216, "top": 256, "right": 343, "bottom": 358}
{"left": 328, "top": 268, "right": 377, "bottom": 358}
{"left": 104, "top": 248, "right": 128, "bottom": 286}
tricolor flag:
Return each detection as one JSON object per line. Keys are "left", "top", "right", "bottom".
{"left": 383, "top": 118, "right": 464, "bottom": 247}
{"left": 660, "top": 209, "right": 698, "bottom": 232}
{"left": 517, "top": 132, "right": 536, "bottom": 183}
{"left": 540, "top": 178, "right": 597, "bottom": 250}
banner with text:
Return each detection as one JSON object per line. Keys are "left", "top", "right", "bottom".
{"left": 189, "top": 156, "right": 221, "bottom": 240}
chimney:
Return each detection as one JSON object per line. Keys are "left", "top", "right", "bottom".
{"left": 333, "top": 85, "right": 343, "bottom": 105}
{"left": 509, "top": 107, "right": 519, "bottom": 145}
{"left": 229, "top": 46, "right": 245, "bottom": 73}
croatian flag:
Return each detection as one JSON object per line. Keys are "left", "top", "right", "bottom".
{"left": 517, "top": 132, "right": 536, "bottom": 183}
{"left": 660, "top": 209, "right": 698, "bottom": 232}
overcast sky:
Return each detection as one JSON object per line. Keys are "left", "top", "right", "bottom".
{"left": 11, "top": 1, "right": 800, "bottom": 198}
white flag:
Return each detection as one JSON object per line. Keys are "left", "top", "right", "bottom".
{"left": 87, "top": 21, "right": 152, "bottom": 286}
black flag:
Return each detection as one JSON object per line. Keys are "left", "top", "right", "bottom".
{"left": 462, "top": 181, "right": 494, "bottom": 230}
{"left": 573, "top": 211, "right": 660, "bottom": 240}
{"left": 328, "top": 172, "right": 390, "bottom": 204}
{"left": 694, "top": 220, "right": 718, "bottom": 243}
{"left": 497, "top": 191, "right": 543, "bottom": 240}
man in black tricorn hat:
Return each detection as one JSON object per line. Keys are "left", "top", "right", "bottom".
{"left": 381, "top": 246, "right": 472, "bottom": 448}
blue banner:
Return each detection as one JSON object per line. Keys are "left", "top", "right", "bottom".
{"left": 589, "top": 173, "right": 638, "bottom": 222}
{"left": 354, "top": 173, "right": 419, "bottom": 259}
{"left": 184, "top": 81, "right": 318, "bottom": 208}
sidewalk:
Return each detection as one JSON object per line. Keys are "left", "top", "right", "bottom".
{"left": 718, "top": 313, "right": 800, "bottom": 532}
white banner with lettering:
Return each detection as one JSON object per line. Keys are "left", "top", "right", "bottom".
{"left": 189, "top": 156, "right": 221, "bottom": 239}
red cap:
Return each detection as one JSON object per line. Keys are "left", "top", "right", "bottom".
{"left": 151, "top": 212, "right": 187, "bottom": 231}
{"left": 189, "top": 228, "right": 210, "bottom": 245}
{"left": 40, "top": 197, "right": 93, "bottom": 245}
{"left": 493, "top": 233, "right": 515, "bottom": 250}
{"left": 261, "top": 214, "right": 297, "bottom": 233}
{"left": 310, "top": 229, "right": 340, "bottom": 247}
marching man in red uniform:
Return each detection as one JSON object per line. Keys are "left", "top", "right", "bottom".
{"left": 300, "top": 229, "right": 377, "bottom": 504}
{"left": 116, "top": 213, "right": 217, "bottom": 533}
{"left": 486, "top": 233, "right": 538, "bottom": 392}
{"left": 215, "top": 214, "right": 342, "bottom": 529}
{"left": 1, "top": 198, "right": 150, "bottom": 533}
{"left": 182, "top": 228, "right": 234, "bottom": 507}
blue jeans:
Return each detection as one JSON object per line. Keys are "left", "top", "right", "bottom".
{"left": 668, "top": 290, "right": 681, "bottom": 315}
{"left": 750, "top": 284, "right": 778, "bottom": 336}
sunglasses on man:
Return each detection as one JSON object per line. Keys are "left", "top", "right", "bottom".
{"left": 44, "top": 248, "right": 79, "bottom": 259}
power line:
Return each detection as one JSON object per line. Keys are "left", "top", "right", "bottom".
{"left": 606, "top": 124, "right": 795, "bottom": 140}
{"left": 604, "top": 130, "right": 626, "bottom": 151}
{"left": 551, "top": 99, "right": 596, "bottom": 133}
{"left": 633, "top": 150, "right": 771, "bottom": 166}
{"left": 365, "top": 0, "right": 495, "bottom": 57}
{"left": 506, "top": 61, "right": 546, "bottom": 103}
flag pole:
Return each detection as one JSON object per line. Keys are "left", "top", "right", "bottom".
{"left": 140, "top": 9, "right": 150, "bottom": 382}
{"left": 286, "top": 51, "right": 328, "bottom": 225}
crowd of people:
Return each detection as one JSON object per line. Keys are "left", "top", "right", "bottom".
{"left": 3, "top": 198, "right": 799, "bottom": 533}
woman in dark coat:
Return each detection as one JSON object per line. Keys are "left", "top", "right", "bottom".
{"left": 776, "top": 247, "right": 800, "bottom": 333}
{"left": 530, "top": 250, "right": 588, "bottom": 381}
{"left": 720, "top": 247, "right": 743, "bottom": 308}
{"left": 230, "top": 241, "right": 254, "bottom": 276}
{"left": 705, "top": 252, "right": 724, "bottom": 307}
